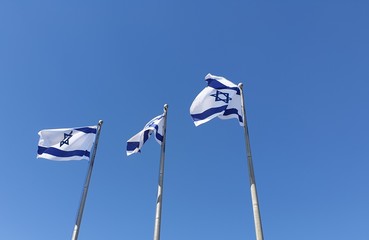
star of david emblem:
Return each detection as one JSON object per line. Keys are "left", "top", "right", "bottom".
{"left": 60, "top": 131, "right": 73, "bottom": 147}
{"left": 146, "top": 121, "right": 156, "bottom": 128}
{"left": 145, "top": 116, "right": 163, "bottom": 128}
{"left": 210, "top": 90, "right": 232, "bottom": 103}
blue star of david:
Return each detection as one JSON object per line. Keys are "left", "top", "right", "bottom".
{"left": 146, "top": 121, "right": 156, "bottom": 128}
{"left": 145, "top": 116, "right": 163, "bottom": 128}
{"left": 210, "top": 90, "right": 232, "bottom": 103}
{"left": 60, "top": 131, "right": 73, "bottom": 147}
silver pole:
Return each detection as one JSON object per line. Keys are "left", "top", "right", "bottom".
{"left": 238, "top": 83, "right": 264, "bottom": 240}
{"left": 153, "top": 104, "right": 168, "bottom": 240}
{"left": 71, "top": 120, "right": 103, "bottom": 240}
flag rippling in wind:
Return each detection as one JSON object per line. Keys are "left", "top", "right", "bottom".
{"left": 190, "top": 73, "right": 244, "bottom": 126}
{"left": 37, "top": 126, "right": 97, "bottom": 161}
{"left": 126, "top": 114, "right": 164, "bottom": 156}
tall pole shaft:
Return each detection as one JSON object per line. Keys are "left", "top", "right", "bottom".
{"left": 238, "top": 84, "right": 264, "bottom": 240}
{"left": 153, "top": 104, "right": 168, "bottom": 240}
{"left": 71, "top": 120, "right": 103, "bottom": 240}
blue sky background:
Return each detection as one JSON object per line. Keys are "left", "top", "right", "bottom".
{"left": 1, "top": 0, "right": 368, "bottom": 239}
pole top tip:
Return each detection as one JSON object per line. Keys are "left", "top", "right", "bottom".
{"left": 238, "top": 83, "right": 243, "bottom": 88}
{"left": 98, "top": 120, "right": 103, "bottom": 125}
{"left": 164, "top": 104, "right": 168, "bottom": 110}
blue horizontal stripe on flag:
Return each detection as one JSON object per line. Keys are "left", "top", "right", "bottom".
{"left": 127, "top": 142, "right": 140, "bottom": 151}
{"left": 206, "top": 79, "right": 240, "bottom": 95}
{"left": 223, "top": 108, "right": 243, "bottom": 123}
{"left": 142, "top": 130, "right": 150, "bottom": 145}
{"left": 75, "top": 127, "right": 97, "bottom": 134}
{"left": 38, "top": 146, "right": 91, "bottom": 158}
{"left": 153, "top": 124, "right": 163, "bottom": 143}
{"left": 155, "top": 132, "right": 163, "bottom": 143}
{"left": 191, "top": 105, "right": 228, "bottom": 121}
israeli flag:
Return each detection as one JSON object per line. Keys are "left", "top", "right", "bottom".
{"left": 190, "top": 73, "right": 244, "bottom": 126}
{"left": 37, "top": 126, "right": 97, "bottom": 161}
{"left": 126, "top": 114, "right": 164, "bottom": 156}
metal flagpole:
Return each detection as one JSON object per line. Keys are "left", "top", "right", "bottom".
{"left": 153, "top": 104, "right": 168, "bottom": 240}
{"left": 71, "top": 120, "right": 103, "bottom": 240}
{"left": 238, "top": 83, "right": 264, "bottom": 240}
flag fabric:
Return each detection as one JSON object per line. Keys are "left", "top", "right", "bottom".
{"left": 37, "top": 126, "right": 97, "bottom": 161}
{"left": 126, "top": 114, "right": 164, "bottom": 156}
{"left": 190, "top": 73, "right": 244, "bottom": 126}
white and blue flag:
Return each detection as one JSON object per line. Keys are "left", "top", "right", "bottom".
{"left": 190, "top": 73, "right": 244, "bottom": 126}
{"left": 126, "top": 114, "right": 164, "bottom": 156}
{"left": 37, "top": 125, "right": 97, "bottom": 161}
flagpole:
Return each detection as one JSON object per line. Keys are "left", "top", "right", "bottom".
{"left": 71, "top": 120, "right": 103, "bottom": 240}
{"left": 238, "top": 83, "right": 264, "bottom": 240}
{"left": 153, "top": 104, "right": 168, "bottom": 240}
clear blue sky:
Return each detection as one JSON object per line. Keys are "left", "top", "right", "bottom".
{"left": 1, "top": 0, "right": 368, "bottom": 239}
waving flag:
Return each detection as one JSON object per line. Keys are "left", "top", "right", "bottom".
{"left": 190, "top": 73, "right": 244, "bottom": 126}
{"left": 126, "top": 114, "right": 164, "bottom": 156}
{"left": 37, "top": 126, "right": 97, "bottom": 161}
